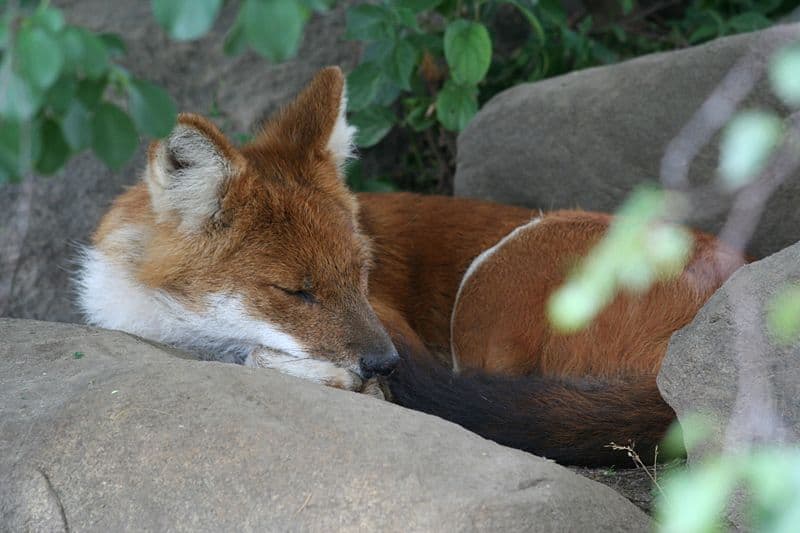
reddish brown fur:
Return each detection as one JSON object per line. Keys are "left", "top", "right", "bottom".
{"left": 450, "top": 211, "right": 744, "bottom": 378}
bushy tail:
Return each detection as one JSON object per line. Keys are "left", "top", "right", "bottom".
{"left": 385, "top": 354, "right": 676, "bottom": 466}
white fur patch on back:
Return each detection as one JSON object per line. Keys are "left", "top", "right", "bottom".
{"left": 326, "top": 86, "right": 357, "bottom": 172}
{"left": 450, "top": 217, "right": 542, "bottom": 371}
{"left": 147, "top": 124, "right": 232, "bottom": 233}
{"left": 75, "top": 246, "right": 306, "bottom": 364}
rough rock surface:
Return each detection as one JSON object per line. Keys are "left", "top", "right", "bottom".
{"left": 659, "top": 241, "right": 800, "bottom": 454}
{"left": 0, "top": 319, "right": 651, "bottom": 532}
{"left": 0, "top": 1, "right": 359, "bottom": 323}
{"left": 658, "top": 241, "right": 800, "bottom": 528}
{"left": 455, "top": 24, "right": 800, "bottom": 260}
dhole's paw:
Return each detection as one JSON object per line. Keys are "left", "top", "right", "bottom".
{"left": 360, "top": 378, "right": 387, "bottom": 400}
{"left": 245, "top": 347, "right": 364, "bottom": 391}
{"left": 322, "top": 368, "right": 363, "bottom": 391}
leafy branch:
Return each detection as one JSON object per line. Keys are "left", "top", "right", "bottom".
{"left": 0, "top": 0, "right": 334, "bottom": 183}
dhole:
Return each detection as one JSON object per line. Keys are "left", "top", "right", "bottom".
{"left": 77, "top": 67, "right": 744, "bottom": 466}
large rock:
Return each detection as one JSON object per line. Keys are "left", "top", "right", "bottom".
{"left": 0, "top": 1, "right": 359, "bottom": 323}
{"left": 455, "top": 24, "right": 800, "bottom": 259}
{"left": 659, "top": 241, "right": 800, "bottom": 454}
{"left": 658, "top": 242, "right": 800, "bottom": 528}
{"left": 0, "top": 319, "right": 650, "bottom": 532}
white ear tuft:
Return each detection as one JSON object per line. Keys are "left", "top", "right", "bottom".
{"left": 147, "top": 122, "right": 235, "bottom": 232}
{"left": 326, "top": 85, "right": 357, "bottom": 171}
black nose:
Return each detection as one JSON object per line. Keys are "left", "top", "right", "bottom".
{"left": 359, "top": 345, "right": 400, "bottom": 378}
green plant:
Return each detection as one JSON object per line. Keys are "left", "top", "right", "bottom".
{"left": 1, "top": 1, "right": 794, "bottom": 186}
{"left": 546, "top": 34, "right": 800, "bottom": 533}
{"left": 547, "top": 36, "right": 800, "bottom": 333}
{"left": 658, "top": 447, "right": 800, "bottom": 532}
{"left": 0, "top": 1, "right": 176, "bottom": 181}
{"left": 0, "top": 0, "right": 333, "bottom": 183}
{"left": 343, "top": 0, "right": 795, "bottom": 192}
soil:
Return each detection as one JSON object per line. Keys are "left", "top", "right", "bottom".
{"left": 571, "top": 459, "right": 686, "bottom": 515}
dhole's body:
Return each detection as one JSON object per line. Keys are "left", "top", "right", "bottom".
{"left": 78, "top": 67, "right": 744, "bottom": 466}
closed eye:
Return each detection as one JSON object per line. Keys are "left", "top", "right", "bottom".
{"left": 273, "top": 285, "right": 317, "bottom": 305}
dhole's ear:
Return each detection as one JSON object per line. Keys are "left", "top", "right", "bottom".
{"left": 263, "top": 66, "right": 356, "bottom": 172}
{"left": 146, "top": 113, "right": 244, "bottom": 232}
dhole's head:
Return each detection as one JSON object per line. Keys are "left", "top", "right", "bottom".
{"left": 126, "top": 67, "right": 398, "bottom": 384}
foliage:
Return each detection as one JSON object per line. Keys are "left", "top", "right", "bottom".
{"left": 343, "top": 0, "right": 795, "bottom": 192}
{"left": 0, "top": 0, "right": 333, "bottom": 183}
{"left": 767, "top": 282, "right": 800, "bottom": 344}
{"left": 547, "top": 34, "right": 800, "bottom": 532}
{"left": 657, "top": 447, "right": 800, "bottom": 532}
{"left": 549, "top": 31, "right": 800, "bottom": 333}
{"left": 718, "top": 111, "right": 784, "bottom": 190}
{"left": 0, "top": 0, "right": 794, "bottom": 184}
{"left": 548, "top": 186, "right": 693, "bottom": 332}
{"left": 0, "top": 1, "right": 175, "bottom": 180}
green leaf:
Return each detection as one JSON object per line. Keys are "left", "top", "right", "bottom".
{"left": 0, "top": 117, "right": 42, "bottom": 177}
{"left": 688, "top": 23, "right": 720, "bottom": 44}
{"left": 91, "top": 103, "right": 139, "bottom": 169}
{"left": 767, "top": 284, "right": 800, "bottom": 343}
{"left": 0, "top": 20, "right": 7, "bottom": 51}
{"left": 62, "top": 99, "right": 92, "bottom": 150}
{"left": 36, "top": 118, "right": 71, "bottom": 175}
{"left": 346, "top": 159, "right": 397, "bottom": 191}
{"left": 151, "top": 0, "right": 222, "bottom": 41}
{"left": 58, "top": 27, "right": 86, "bottom": 72}
{"left": 658, "top": 460, "right": 738, "bottom": 533}
{"left": 16, "top": 26, "right": 64, "bottom": 89}
{"left": 373, "top": 78, "right": 401, "bottom": 106}
{"left": 0, "top": 68, "right": 42, "bottom": 121}
{"left": 302, "top": 0, "right": 335, "bottom": 12}
{"left": 770, "top": 44, "right": 800, "bottom": 108}
{"left": 78, "top": 30, "right": 110, "bottom": 79}
{"left": 363, "top": 40, "right": 394, "bottom": 63}
{"left": 243, "top": 0, "right": 307, "bottom": 61}
{"left": 644, "top": 225, "right": 693, "bottom": 278}
{"left": 726, "top": 12, "right": 771, "bottom": 33}
{"left": 347, "top": 62, "right": 383, "bottom": 111}
{"left": 99, "top": 33, "right": 127, "bottom": 57}
{"left": 359, "top": 178, "right": 397, "bottom": 192}
{"left": 444, "top": 19, "right": 491, "bottom": 86}
{"left": 0, "top": 119, "right": 21, "bottom": 180}
{"left": 30, "top": 6, "right": 65, "bottom": 33}
{"left": 76, "top": 78, "right": 107, "bottom": 108}
{"left": 718, "top": 111, "right": 783, "bottom": 189}
{"left": 396, "top": 0, "right": 443, "bottom": 12}
{"left": 405, "top": 100, "right": 436, "bottom": 132}
{"left": 548, "top": 281, "right": 605, "bottom": 333}
{"left": 44, "top": 76, "right": 76, "bottom": 114}
{"left": 385, "top": 40, "right": 417, "bottom": 91}
{"left": 392, "top": 7, "right": 420, "bottom": 31}
{"left": 502, "top": 0, "right": 546, "bottom": 43}
{"left": 223, "top": 12, "right": 248, "bottom": 56}
{"left": 346, "top": 4, "right": 393, "bottom": 41}
{"left": 59, "top": 27, "right": 111, "bottom": 77}
{"left": 350, "top": 106, "right": 395, "bottom": 148}
{"left": 435, "top": 80, "right": 477, "bottom": 131}
{"left": 127, "top": 79, "right": 177, "bottom": 138}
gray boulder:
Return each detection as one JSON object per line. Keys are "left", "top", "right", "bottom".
{"left": 0, "top": 1, "right": 359, "bottom": 323}
{"left": 455, "top": 24, "right": 800, "bottom": 259}
{"left": 658, "top": 241, "right": 800, "bottom": 529}
{"left": 659, "top": 241, "right": 800, "bottom": 454}
{"left": 0, "top": 319, "right": 650, "bottom": 532}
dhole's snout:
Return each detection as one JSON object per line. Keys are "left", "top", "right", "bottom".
{"left": 359, "top": 344, "right": 400, "bottom": 378}
{"left": 345, "top": 305, "right": 399, "bottom": 379}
